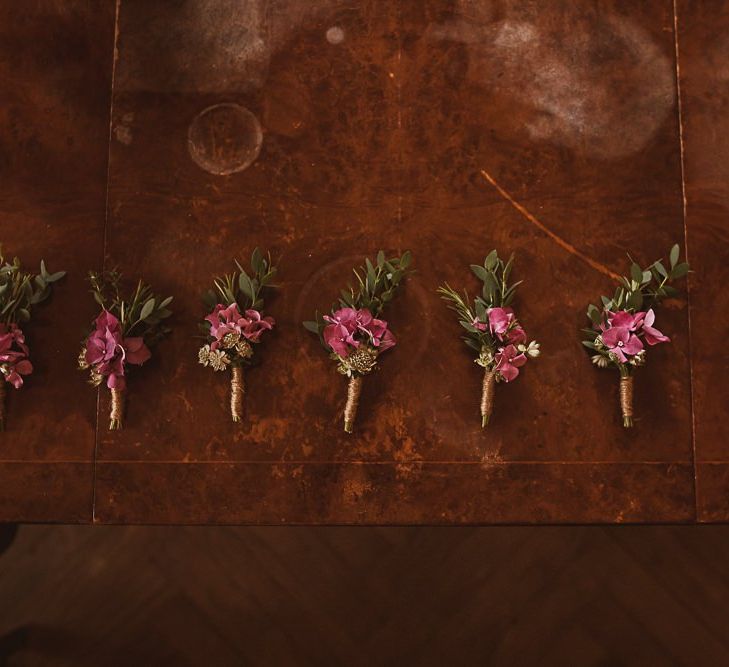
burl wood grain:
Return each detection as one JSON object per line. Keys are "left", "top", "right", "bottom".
{"left": 3, "top": 0, "right": 725, "bottom": 524}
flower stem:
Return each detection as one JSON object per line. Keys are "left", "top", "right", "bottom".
{"left": 344, "top": 375, "right": 363, "bottom": 433}
{"left": 0, "top": 380, "right": 5, "bottom": 432}
{"left": 109, "top": 387, "right": 124, "bottom": 430}
{"left": 619, "top": 375, "right": 634, "bottom": 428}
{"left": 230, "top": 365, "right": 244, "bottom": 423}
{"left": 480, "top": 369, "right": 497, "bottom": 428}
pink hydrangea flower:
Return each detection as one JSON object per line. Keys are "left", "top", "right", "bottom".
{"left": 601, "top": 326, "right": 643, "bottom": 363}
{"left": 323, "top": 322, "right": 359, "bottom": 357}
{"left": 206, "top": 303, "right": 274, "bottom": 350}
{"left": 324, "top": 307, "right": 361, "bottom": 332}
{"left": 323, "top": 307, "right": 396, "bottom": 357}
{"left": 0, "top": 323, "right": 33, "bottom": 389}
{"left": 641, "top": 308, "right": 670, "bottom": 345}
{"left": 494, "top": 344, "right": 527, "bottom": 382}
{"left": 505, "top": 325, "right": 527, "bottom": 345}
{"left": 85, "top": 310, "right": 151, "bottom": 390}
{"left": 240, "top": 308, "right": 275, "bottom": 342}
{"left": 488, "top": 307, "right": 515, "bottom": 339}
{"left": 361, "top": 315, "right": 396, "bottom": 351}
{"left": 605, "top": 310, "right": 644, "bottom": 331}
{"left": 471, "top": 307, "right": 528, "bottom": 346}
{"left": 599, "top": 308, "right": 668, "bottom": 360}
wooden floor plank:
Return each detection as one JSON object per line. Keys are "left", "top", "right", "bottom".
{"left": 2, "top": 526, "right": 729, "bottom": 665}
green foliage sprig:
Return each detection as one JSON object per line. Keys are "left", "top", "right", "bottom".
{"left": 438, "top": 250, "right": 533, "bottom": 358}
{"left": 0, "top": 246, "right": 65, "bottom": 325}
{"left": 202, "top": 248, "right": 277, "bottom": 314}
{"left": 581, "top": 244, "right": 689, "bottom": 363}
{"left": 580, "top": 243, "right": 689, "bottom": 427}
{"left": 303, "top": 250, "right": 412, "bottom": 340}
{"left": 584, "top": 244, "right": 689, "bottom": 331}
{"left": 198, "top": 249, "right": 278, "bottom": 372}
{"left": 88, "top": 269, "right": 173, "bottom": 346}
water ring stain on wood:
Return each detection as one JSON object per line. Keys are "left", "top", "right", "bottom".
{"left": 187, "top": 103, "right": 263, "bottom": 175}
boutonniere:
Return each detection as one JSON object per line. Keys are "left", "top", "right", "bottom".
{"left": 438, "top": 250, "right": 539, "bottom": 427}
{"left": 78, "top": 270, "right": 173, "bottom": 430}
{"left": 198, "top": 249, "right": 276, "bottom": 423}
{"left": 0, "top": 247, "right": 65, "bottom": 430}
{"left": 304, "top": 250, "right": 412, "bottom": 433}
{"left": 581, "top": 244, "right": 689, "bottom": 427}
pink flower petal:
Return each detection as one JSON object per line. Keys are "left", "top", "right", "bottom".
{"left": 15, "top": 360, "right": 33, "bottom": 376}
{"left": 124, "top": 337, "right": 151, "bottom": 365}
{"left": 643, "top": 326, "right": 670, "bottom": 346}
{"left": 622, "top": 334, "right": 644, "bottom": 356}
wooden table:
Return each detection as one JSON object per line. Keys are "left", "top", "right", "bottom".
{"left": 0, "top": 0, "right": 725, "bottom": 524}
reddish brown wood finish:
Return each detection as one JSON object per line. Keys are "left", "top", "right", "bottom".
{"left": 0, "top": 1, "right": 116, "bottom": 522}
{"left": 676, "top": 0, "right": 729, "bottom": 521}
{"left": 2, "top": 0, "right": 724, "bottom": 524}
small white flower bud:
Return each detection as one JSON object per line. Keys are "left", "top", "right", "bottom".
{"left": 526, "top": 341, "right": 540, "bottom": 358}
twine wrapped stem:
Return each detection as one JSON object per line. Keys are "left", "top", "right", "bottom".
{"left": 0, "top": 379, "right": 6, "bottom": 431}
{"left": 480, "top": 369, "right": 497, "bottom": 428}
{"left": 344, "top": 375, "right": 363, "bottom": 434}
{"left": 230, "top": 365, "right": 245, "bottom": 423}
{"left": 619, "top": 375, "right": 634, "bottom": 428}
{"left": 109, "top": 388, "right": 124, "bottom": 430}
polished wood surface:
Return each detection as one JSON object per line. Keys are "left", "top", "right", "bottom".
{"left": 2, "top": 525, "right": 729, "bottom": 665}
{"left": 0, "top": 1, "right": 725, "bottom": 523}
{"left": 676, "top": 0, "right": 729, "bottom": 521}
{"left": 0, "top": 1, "right": 115, "bottom": 521}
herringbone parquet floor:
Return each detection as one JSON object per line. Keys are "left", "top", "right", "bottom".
{"left": 0, "top": 526, "right": 728, "bottom": 666}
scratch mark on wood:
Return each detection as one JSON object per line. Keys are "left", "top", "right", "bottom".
{"left": 480, "top": 169, "right": 621, "bottom": 280}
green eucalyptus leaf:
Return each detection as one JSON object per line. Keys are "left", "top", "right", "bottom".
{"left": 30, "top": 286, "right": 50, "bottom": 304}
{"left": 587, "top": 304, "right": 601, "bottom": 325}
{"left": 251, "top": 247, "right": 263, "bottom": 272}
{"left": 627, "top": 290, "right": 643, "bottom": 310}
{"left": 653, "top": 261, "right": 668, "bottom": 279}
{"left": 140, "top": 298, "right": 155, "bottom": 321}
{"left": 470, "top": 264, "right": 489, "bottom": 283}
{"left": 303, "top": 320, "right": 320, "bottom": 334}
{"left": 630, "top": 263, "right": 643, "bottom": 283}
{"left": 239, "top": 274, "right": 253, "bottom": 299}
{"left": 484, "top": 273, "right": 499, "bottom": 299}
{"left": 503, "top": 254, "right": 514, "bottom": 282}
{"left": 671, "top": 262, "right": 689, "bottom": 279}
{"left": 670, "top": 244, "right": 680, "bottom": 268}
{"left": 365, "top": 258, "right": 376, "bottom": 286}
{"left": 484, "top": 250, "right": 498, "bottom": 270}
{"left": 48, "top": 270, "right": 65, "bottom": 282}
